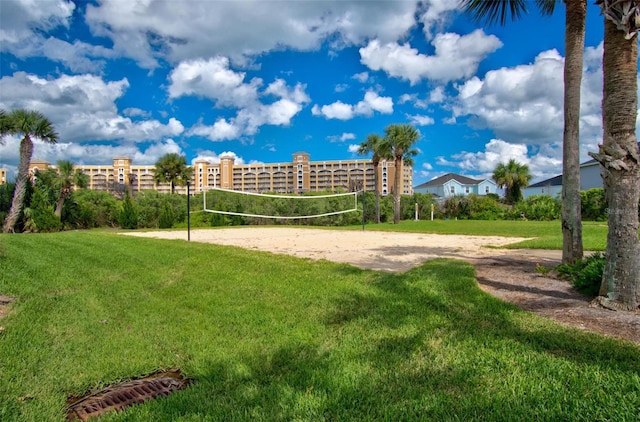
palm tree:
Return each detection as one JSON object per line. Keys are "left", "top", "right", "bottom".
{"left": 589, "top": 0, "right": 640, "bottom": 310}
{"left": 2, "top": 109, "right": 58, "bottom": 233}
{"left": 152, "top": 153, "right": 193, "bottom": 194}
{"left": 52, "top": 160, "right": 89, "bottom": 219}
{"left": 358, "top": 133, "right": 391, "bottom": 223}
{"left": 492, "top": 159, "right": 532, "bottom": 204}
{"left": 461, "top": 0, "right": 585, "bottom": 265}
{"left": 384, "top": 124, "right": 419, "bottom": 224}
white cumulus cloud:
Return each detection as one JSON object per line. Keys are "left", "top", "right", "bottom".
{"left": 406, "top": 114, "right": 435, "bottom": 126}
{"left": 0, "top": 71, "right": 184, "bottom": 143}
{"left": 453, "top": 46, "right": 604, "bottom": 159}
{"left": 313, "top": 90, "right": 393, "bottom": 120}
{"left": 0, "top": 0, "right": 74, "bottom": 44}
{"left": 168, "top": 57, "right": 262, "bottom": 107}
{"left": 348, "top": 144, "right": 361, "bottom": 153}
{"left": 437, "top": 139, "right": 563, "bottom": 181}
{"left": 192, "top": 150, "right": 246, "bottom": 165}
{"left": 418, "top": 0, "right": 460, "bottom": 40}
{"left": 84, "top": 0, "right": 420, "bottom": 68}
{"left": 360, "top": 30, "right": 502, "bottom": 85}
{"left": 184, "top": 74, "right": 311, "bottom": 141}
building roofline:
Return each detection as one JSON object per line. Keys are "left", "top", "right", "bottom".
{"left": 414, "top": 172, "right": 484, "bottom": 189}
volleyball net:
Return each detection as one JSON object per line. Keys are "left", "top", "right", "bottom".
{"left": 202, "top": 187, "right": 360, "bottom": 220}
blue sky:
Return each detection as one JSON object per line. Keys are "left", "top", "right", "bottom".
{"left": 0, "top": 0, "right": 612, "bottom": 186}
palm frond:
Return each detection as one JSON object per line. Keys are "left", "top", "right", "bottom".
{"left": 535, "top": 0, "right": 558, "bottom": 16}
{"left": 459, "top": 0, "right": 529, "bottom": 26}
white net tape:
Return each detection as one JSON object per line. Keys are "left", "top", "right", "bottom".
{"left": 202, "top": 187, "right": 360, "bottom": 220}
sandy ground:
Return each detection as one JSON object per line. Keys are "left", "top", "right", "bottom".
{"left": 125, "top": 227, "right": 639, "bottom": 344}
{"left": 125, "top": 227, "right": 543, "bottom": 272}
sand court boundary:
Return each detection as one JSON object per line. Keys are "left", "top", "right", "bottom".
{"left": 124, "top": 227, "right": 538, "bottom": 272}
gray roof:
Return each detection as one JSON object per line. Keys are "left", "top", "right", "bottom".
{"left": 528, "top": 174, "right": 563, "bottom": 188}
{"left": 415, "top": 173, "right": 484, "bottom": 189}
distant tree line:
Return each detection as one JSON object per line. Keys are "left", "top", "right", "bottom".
{"left": 2, "top": 173, "right": 626, "bottom": 233}
{"left": 439, "top": 188, "right": 632, "bottom": 222}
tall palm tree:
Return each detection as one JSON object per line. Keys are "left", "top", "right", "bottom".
{"left": 152, "top": 153, "right": 193, "bottom": 194}
{"left": 492, "top": 159, "right": 532, "bottom": 204}
{"left": 461, "top": 0, "right": 586, "bottom": 264}
{"left": 560, "top": 0, "right": 586, "bottom": 265}
{"left": 589, "top": 0, "right": 640, "bottom": 310}
{"left": 2, "top": 109, "right": 58, "bottom": 233}
{"left": 358, "top": 133, "right": 391, "bottom": 224}
{"left": 384, "top": 124, "right": 419, "bottom": 224}
{"left": 52, "top": 160, "right": 89, "bottom": 219}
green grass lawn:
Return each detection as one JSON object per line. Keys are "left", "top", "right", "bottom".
{"left": 346, "top": 220, "right": 610, "bottom": 251}
{"left": 1, "top": 231, "right": 638, "bottom": 421}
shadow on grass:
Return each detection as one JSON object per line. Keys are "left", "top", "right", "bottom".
{"left": 135, "top": 259, "right": 639, "bottom": 421}
{"left": 475, "top": 276, "right": 581, "bottom": 301}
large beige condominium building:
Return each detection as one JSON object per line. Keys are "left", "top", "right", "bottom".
{"left": 195, "top": 152, "right": 413, "bottom": 195}
{"left": 28, "top": 157, "right": 172, "bottom": 193}
{"left": 26, "top": 152, "right": 413, "bottom": 196}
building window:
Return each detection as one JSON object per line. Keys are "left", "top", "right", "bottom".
{"left": 465, "top": 186, "right": 470, "bottom": 194}
{"left": 450, "top": 186, "right": 455, "bottom": 194}
{"left": 485, "top": 186, "right": 490, "bottom": 194}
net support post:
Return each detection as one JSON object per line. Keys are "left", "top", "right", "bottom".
{"left": 187, "top": 181, "right": 191, "bottom": 242}
{"left": 361, "top": 189, "right": 365, "bottom": 231}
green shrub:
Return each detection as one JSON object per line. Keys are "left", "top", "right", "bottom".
{"left": 158, "top": 200, "right": 175, "bottom": 228}
{"left": 23, "top": 189, "right": 61, "bottom": 233}
{"left": 579, "top": 187, "right": 640, "bottom": 221}
{"left": 0, "top": 182, "right": 15, "bottom": 215}
{"left": 400, "top": 193, "right": 438, "bottom": 221}
{"left": 557, "top": 252, "right": 605, "bottom": 297}
{"left": 441, "top": 195, "right": 505, "bottom": 221}
{"left": 444, "top": 195, "right": 471, "bottom": 220}
{"left": 0, "top": 182, "right": 15, "bottom": 227}
{"left": 135, "top": 190, "right": 165, "bottom": 228}
{"left": 581, "top": 188, "right": 607, "bottom": 221}
{"left": 118, "top": 192, "right": 138, "bottom": 229}
{"left": 75, "top": 190, "right": 119, "bottom": 228}
{"left": 512, "top": 195, "right": 561, "bottom": 221}
{"left": 468, "top": 194, "right": 505, "bottom": 220}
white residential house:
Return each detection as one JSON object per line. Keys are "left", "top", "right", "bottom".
{"left": 522, "top": 174, "right": 564, "bottom": 199}
{"left": 414, "top": 173, "right": 497, "bottom": 198}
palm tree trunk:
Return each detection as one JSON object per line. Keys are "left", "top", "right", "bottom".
{"left": 561, "top": 0, "right": 585, "bottom": 265}
{"left": 55, "top": 191, "right": 67, "bottom": 219}
{"left": 3, "top": 136, "right": 33, "bottom": 233}
{"left": 595, "top": 19, "right": 640, "bottom": 309}
{"left": 55, "top": 199, "right": 64, "bottom": 219}
{"left": 393, "top": 158, "right": 401, "bottom": 224}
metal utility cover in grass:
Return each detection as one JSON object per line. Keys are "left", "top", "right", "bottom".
{"left": 66, "top": 369, "right": 192, "bottom": 421}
